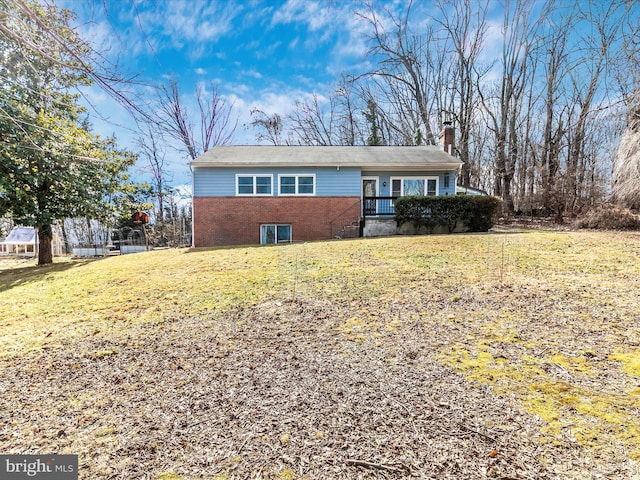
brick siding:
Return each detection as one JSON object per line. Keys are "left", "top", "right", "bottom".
{"left": 193, "top": 196, "right": 362, "bottom": 247}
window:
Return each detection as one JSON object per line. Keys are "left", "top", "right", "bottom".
{"left": 236, "top": 175, "right": 272, "bottom": 196}
{"left": 261, "top": 225, "right": 291, "bottom": 244}
{"left": 391, "top": 177, "right": 439, "bottom": 197}
{"left": 279, "top": 175, "right": 315, "bottom": 195}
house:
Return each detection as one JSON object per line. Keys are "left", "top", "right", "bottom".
{"left": 191, "top": 140, "right": 461, "bottom": 247}
{"left": 456, "top": 185, "right": 488, "bottom": 196}
{"left": 0, "top": 226, "right": 63, "bottom": 257}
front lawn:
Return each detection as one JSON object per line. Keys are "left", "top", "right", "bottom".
{"left": 1, "top": 231, "right": 639, "bottom": 479}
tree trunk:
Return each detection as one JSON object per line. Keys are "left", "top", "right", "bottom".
{"left": 86, "top": 217, "right": 94, "bottom": 246}
{"left": 61, "top": 221, "right": 70, "bottom": 254}
{"left": 38, "top": 224, "right": 53, "bottom": 265}
{"left": 503, "top": 173, "right": 515, "bottom": 213}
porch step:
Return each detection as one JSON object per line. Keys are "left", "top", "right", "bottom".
{"left": 335, "top": 220, "right": 361, "bottom": 239}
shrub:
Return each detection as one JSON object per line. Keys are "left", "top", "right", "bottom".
{"left": 573, "top": 204, "right": 640, "bottom": 230}
{"left": 394, "top": 195, "right": 502, "bottom": 233}
{"left": 467, "top": 196, "right": 503, "bottom": 231}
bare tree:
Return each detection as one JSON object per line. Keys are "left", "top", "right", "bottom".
{"left": 515, "top": 65, "right": 539, "bottom": 214}
{"left": 362, "top": 71, "right": 426, "bottom": 145}
{"left": 611, "top": 0, "right": 640, "bottom": 209}
{"left": 334, "top": 75, "right": 363, "bottom": 145}
{"left": 137, "top": 125, "right": 172, "bottom": 240}
{"left": 247, "top": 108, "right": 286, "bottom": 145}
{"left": 479, "top": 0, "right": 537, "bottom": 214}
{"left": 562, "top": 1, "right": 624, "bottom": 216}
{"left": 436, "top": 0, "right": 490, "bottom": 186}
{"left": 531, "top": 1, "right": 573, "bottom": 215}
{"left": 289, "top": 94, "right": 336, "bottom": 145}
{"left": 612, "top": 86, "right": 640, "bottom": 208}
{"left": 357, "top": 1, "right": 439, "bottom": 145}
{"left": 159, "top": 80, "right": 237, "bottom": 160}
{"left": 283, "top": 76, "right": 365, "bottom": 146}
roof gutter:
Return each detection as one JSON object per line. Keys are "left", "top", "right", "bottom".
{"left": 190, "top": 161, "right": 462, "bottom": 169}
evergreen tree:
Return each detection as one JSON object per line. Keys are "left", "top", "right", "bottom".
{"left": 0, "top": 0, "right": 135, "bottom": 264}
{"left": 364, "top": 99, "right": 383, "bottom": 146}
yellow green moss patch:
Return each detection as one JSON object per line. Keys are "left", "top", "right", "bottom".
{"left": 444, "top": 346, "right": 523, "bottom": 385}
{"left": 550, "top": 353, "right": 593, "bottom": 375}
{"left": 277, "top": 467, "right": 296, "bottom": 480}
{"left": 3, "top": 231, "right": 640, "bottom": 475}
{"left": 609, "top": 350, "right": 640, "bottom": 377}
{"left": 338, "top": 315, "right": 381, "bottom": 341}
{"left": 445, "top": 339, "right": 640, "bottom": 460}
{"left": 158, "top": 473, "right": 183, "bottom": 480}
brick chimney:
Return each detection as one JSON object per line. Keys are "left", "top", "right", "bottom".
{"left": 440, "top": 121, "right": 455, "bottom": 156}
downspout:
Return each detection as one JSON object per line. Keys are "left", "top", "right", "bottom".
{"left": 191, "top": 167, "right": 195, "bottom": 248}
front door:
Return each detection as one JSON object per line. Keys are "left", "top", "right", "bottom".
{"left": 362, "top": 178, "right": 378, "bottom": 216}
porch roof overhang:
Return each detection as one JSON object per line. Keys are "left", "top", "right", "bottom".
{"left": 191, "top": 146, "right": 461, "bottom": 171}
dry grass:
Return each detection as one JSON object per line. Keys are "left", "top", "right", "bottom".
{"left": 1, "top": 230, "right": 639, "bottom": 479}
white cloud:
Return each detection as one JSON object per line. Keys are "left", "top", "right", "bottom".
{"left": 224, "top": 84, "right": 331, "bottom": 145}
{"left": 61, "top": 0, "right": 391, "bottom": 182}
{"left": 77, "top": 1, "right": 245, "bottom": 64}
{"left": 254, "top": 41, "right": 283, "bottom": 60}
{"left": 253, "top": 91, "right": 300, "bottom": 113}
{"left": 478, "top": 19, "right": 504, "bottom": 67}
{"left": 67, "top": 2, "right": 151, "bottom": 66}
{"left": 172, "top": 184, "right": 193, "bottom": 209}
{"left": 240, "top": 69, "right": 263, "bottom": 80}
{"left": 327, "top": 13, "right": 370, "bottom": 75}
{"left": 161, "top": 2, "right": 238, "bottom": 43}
{"left": 271, "top": 0, "right": 331, "bottom": 31}
{"left": 77, "top": 84, "right": 139, "bottom": 143}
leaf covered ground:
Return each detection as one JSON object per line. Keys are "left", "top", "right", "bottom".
{"left": 1, "top": 230, "right": 639, "bottom": 479}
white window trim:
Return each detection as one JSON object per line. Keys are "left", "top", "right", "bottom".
{"left": 390, "top": 176, "right": 439, "bottom": 196}
{"left": 278, "top": 174, "right": 316, "bottom": 196}
{"left": 361, "top": 176, "right": 380, "bottom": 197}
{"left": 260, "top": 224, "right": 292, "bottom": 245}
{"left": 236, "top": 174, "right": 273, "bottom": 196}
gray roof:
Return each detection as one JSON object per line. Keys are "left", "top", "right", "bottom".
{"left": 191, "top": 145, "right": 461, "bottom": 171}
{"left": 4, "top": 227, "right": 37, "bottom": 244}
{"left": 456, "top": 185, "right": 489, "bottom": 196}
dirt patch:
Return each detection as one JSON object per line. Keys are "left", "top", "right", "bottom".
{"left": 3, "top": 232, "right": 640, "bottom": 479}
{"left": 2, "top": 298, "right": 558, "bottom": 479}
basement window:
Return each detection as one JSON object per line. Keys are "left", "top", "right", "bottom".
{"left": 260, "top": 224, "right": 291, "bottom": 245}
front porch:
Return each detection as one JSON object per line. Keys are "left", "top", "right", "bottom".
{"left": 362, "top": 196, "right": 397, "bottom": 217}
{"left": 361, "top": 196, "right": 398, "bottom": 237}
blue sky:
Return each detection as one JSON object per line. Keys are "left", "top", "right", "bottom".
{"left": 63, "top": 0, "right": 380, "bottom": 189}
{"left": 48, "top": 0, "right": 637, "bottom": 195}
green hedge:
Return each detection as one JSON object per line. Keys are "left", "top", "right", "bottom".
{"left": 394, "top": 195, "right": 502, "bottom": 233}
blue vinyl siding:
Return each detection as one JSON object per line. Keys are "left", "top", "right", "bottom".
{"left": 193, "top": 167, "right": 361, "bottom": 197}
{"left": 194, "top": 167, "right": 457, "bottom": 197}
{"left": 362, "top": 170, "right": 457, "bottom": 196}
